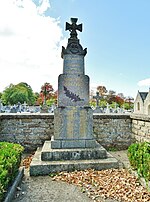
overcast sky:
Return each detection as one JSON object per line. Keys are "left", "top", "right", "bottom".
{"left": 0, "top": 0, "right": 150, "bottom": 99}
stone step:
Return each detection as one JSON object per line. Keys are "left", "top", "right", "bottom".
{"left": 30, "top": 148, "right": 119, "bottom": 176}
{"left": 41, "top": 141, "right": 107, "bottom": 161}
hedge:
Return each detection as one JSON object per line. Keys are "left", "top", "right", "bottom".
{"left": 0, "top": 142, "right": 24, "bottom": 201}
{"left": 128, "top": 142, "right": 150, "bottom": 183}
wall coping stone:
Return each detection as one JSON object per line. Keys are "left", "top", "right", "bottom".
{"left": 0, "top": 113, "right": 131, "bottom": 120}
{"left": 93, "top": 114, "right": 131, "bottom": 119}
{"left": 130, "top": 114, "right": 150, "bottom": 122}
{"left": 0, "top": 113, "right": 54, "bottom": 119}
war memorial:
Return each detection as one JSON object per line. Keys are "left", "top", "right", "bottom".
{"left": 29, "top": 18, "right": 119, "bottom": 176}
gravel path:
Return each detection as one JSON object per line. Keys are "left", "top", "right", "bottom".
{"left": 12, "top": 150, "right": 130, "bottom": 202}
{"left": 13, "top": 169, "right": 92, "bottom": 202}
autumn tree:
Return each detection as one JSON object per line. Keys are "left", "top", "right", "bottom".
{"left": 39, "top": 82, "right": 57, "bottom": 106}
{"left": 107, "top": 95, "right": 124, "bottom": 107}
{"left": 107, "top": 90, "right": 116, "bottom": 103}
{"left": 97, "top": 86, "right": 107, "bottom": 96}
{"left": 115, "top": 96, "right": 124, "bottom": 107}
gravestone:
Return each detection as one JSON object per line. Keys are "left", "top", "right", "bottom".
{"left": 10, "top": 105, "right": 17, "bottom": 113}
{"left": 40, "top": 104, "right": 49, "bottom": 113}
{"left": 93, "top": 92, "right": 102, "bottom": 107}
{"left": 22, "top": 101, "right": 28, "bottom": 112}
{"left": 105, "top": 103, "right": 110, "bottom": 113}
{"left": 93, "top": 92, "right": 103, "bottom": 113}
{"left": 30, "top": 18, "right": 119, "bottom": 176}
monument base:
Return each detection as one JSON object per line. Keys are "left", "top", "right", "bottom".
{"left": 51, "top": 138, "right": 100, "bottom": 149}
{"left": 41, "top": 141, "right": 107, "bottom": 160}
{"left": 53, "top": 106, "right": 94, "bottom": 148}
{"left": 30, "top": 141, "right": 119, "bottom": 176}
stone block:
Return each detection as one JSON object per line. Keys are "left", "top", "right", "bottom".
{"left": 145, "top": 122, "right": 150, "bottom": 127}
{"left": 51, "top": 139, "right": 100, "bottom": 149}
{"left": 51, "top": 140, "right": 61, "bottom": 149}
{"left": 63, "top": 54, "right": 84, "bottom": 75}
{"left": 54, "top": 107, "right": 93, "bottom": 148}
{"left": 133, "top": 124, "right": 141, "bottom": 130}
{"left": 30, "top": 148, "right": 119, "bottom": 176}
{"left": 85, "top": 139, "right": 100, "bottom": 148}
{"left": 138, "top": 120, "right": 145, "bottom": 126}
{"left": 58, "top": 74, "right": 89, "bottom": 107}
{"left": 41, "top": 141, "right": 107, "bottom": 161}
{"left": 61, "top": 140, "right": 86, "bottom": 148}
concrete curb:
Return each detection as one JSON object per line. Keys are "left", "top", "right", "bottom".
{"left": 4, "top": 167, "right": 24, "bottom": 202}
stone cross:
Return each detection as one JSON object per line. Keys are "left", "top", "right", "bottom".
{"left": 66, "top": 18, "right": 82, "bottom": 39}
{"left": 93, "top": 92, "right": 102, "bottom": 107}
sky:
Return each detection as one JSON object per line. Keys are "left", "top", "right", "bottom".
{"left": 0, "top": 0, "right": 150, "bottom": 99}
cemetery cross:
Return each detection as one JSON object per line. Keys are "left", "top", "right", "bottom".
{"left": 93, "top": 92, "right": 102, "bottom": 107}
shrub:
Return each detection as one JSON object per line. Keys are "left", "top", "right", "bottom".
{"left": 128, "top": 142, "right": 150, "bottom": 182}
{"left": 0, "top": 142, "right": 24, "bottom": 201}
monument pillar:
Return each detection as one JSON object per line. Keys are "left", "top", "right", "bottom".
{"left": 51, "top": 18, "right": 99, "bottom": 149}
{"left": 30, "top": 18, "right": 119, "bottom": 176}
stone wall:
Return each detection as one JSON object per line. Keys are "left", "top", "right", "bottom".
{"left": 131, "top": 114, "right": 150, "bottom": 142}
{"left": 0, "top": 113, "right": 135, "bottom": 151}
{"left": 93, "top": 114, "right": 134, "bottom": 150}
{"left": 0, "top": 114, "right": 54, "bottom": 151}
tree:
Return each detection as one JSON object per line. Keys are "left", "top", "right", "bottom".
{"left": 107, "top": 90, "right": 116, "bottom": 103}
{"left": 1, "top": 82, "right": 35, "bottom": 105}
{"left": 125, "top": 96, "right": 134, "bottom": 108}
{"left": 97, "top": 86, "right": 107, "bottom": 96}
{"left": 40, "top": 82, "right": 55, "bottom": 105}
{"left": 110, "top": 101, "right": 119, "bottom": 109}
{"left": 107, "top": 95, "right": 124, "bottom": 107}
{"left": 115, "top": 96, "right": 124, "bottom": 107}
{"left": 108, "top": 90, "right": 116, "bottom": 96}
{"left": 99, "top": 100, "right": 107, "bottom": 108}
{"left": 123, "top": 102, "right": 130, "bottom": 110}
{"left": 117, "top": 93, "right": 125, "bottom": 99}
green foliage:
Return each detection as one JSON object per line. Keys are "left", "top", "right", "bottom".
{"left": 123, "top": 102, "right": 134, "bottom": 110}
{"left": 0, "top": 142, "right": 24, "bottom": 201}
{"left": 1, "top": 82, "right": 35, "bottom": 105}
{"left": 128, "top": 142, "right": 150, "bottom": 183}
{"left": 99, "top": 100, "right": 107, "bottom": 108}
{"left": 89, "top": 100, "right": 96, "bottom": 107}
{"left": 34, "top": 92, "right": 40, "bottom": 101}
{"left": 46, "top": 98, "right": 56, "bottom": 107}
{"left": 123, "top": 102, "right": 130, "bottom": 110}
{"left": 110, "top": 101, "right": 119, "bottom": 108}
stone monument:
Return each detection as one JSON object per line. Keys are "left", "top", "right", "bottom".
{"left": 51, "top": 18, "right": 98, "bottom": 149}
{"left": 30, "top": 18, "right": 119, "bottom": 176}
